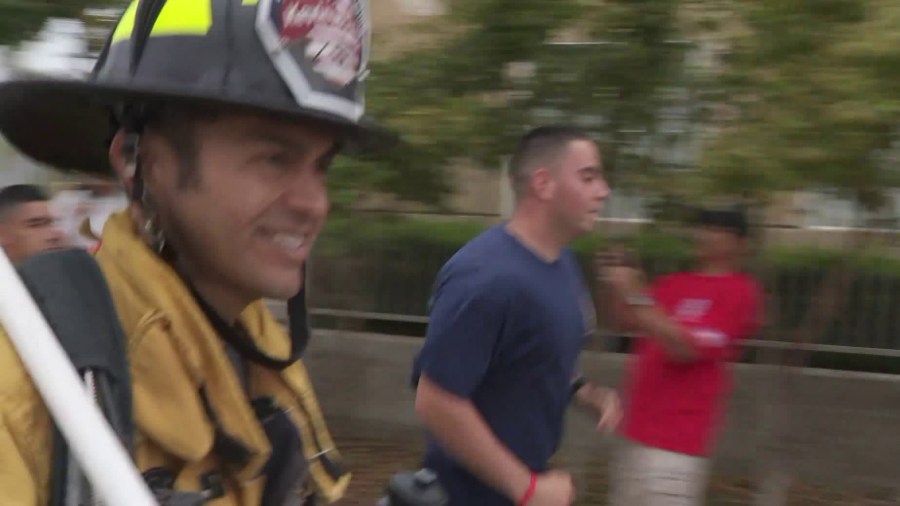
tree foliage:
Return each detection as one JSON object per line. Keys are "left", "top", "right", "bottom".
{"left": 3, "top": 1, "right": 896, "bottom": 215}
{"left": 337, "top": 0, "right": 898, "bottom": 217}
{"left": 332, "top": 0, "right": 694, "bottom": 210}
{"left": 695, "top": 0, "right": 900, "bottom": 210}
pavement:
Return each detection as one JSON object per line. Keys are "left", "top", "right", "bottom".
{"left": 328, "top": 417, "right": 898, "bottom": 506}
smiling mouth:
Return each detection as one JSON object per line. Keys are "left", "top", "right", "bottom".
{"left": 270, "top": 232, "right": 308, "bottom": 252}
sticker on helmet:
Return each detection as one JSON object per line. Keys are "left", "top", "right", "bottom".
{"left": 256, "top": 0, "right": 369, "bottom": 122}
{"left": 280, "top": 0, "right": 363, "bottom": 86}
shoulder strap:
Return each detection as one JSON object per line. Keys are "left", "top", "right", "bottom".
{"left": 16, "top": 248, "right": 134, "bottom": 506}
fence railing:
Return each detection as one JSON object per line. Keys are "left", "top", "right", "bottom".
{"left": 301, "top": 243, "right": 900, "bottom": 357}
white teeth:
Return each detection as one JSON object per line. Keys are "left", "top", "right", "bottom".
{"left": 272, "top": 233, "right": 306, "bottom": 250}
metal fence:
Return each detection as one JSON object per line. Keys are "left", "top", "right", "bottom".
{"left": 302, "top": 237, "right": 900, "bottom": 358}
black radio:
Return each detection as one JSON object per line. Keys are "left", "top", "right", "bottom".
{"left": 377, "top": 469, "right": 448, "bottom": 506}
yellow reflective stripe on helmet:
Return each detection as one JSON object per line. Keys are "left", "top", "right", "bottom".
{"left": 111, "top": 0, "right": 138, "bottom": 44}
{"left": 111, "top": 0, "right": 212, "bottom": 45}
{"left": 151, "top": 0, "right": 213, "bottom": 37}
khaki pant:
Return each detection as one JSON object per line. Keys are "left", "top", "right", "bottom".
{"left": 609, "top": 438, "right": 710, "bottom": 506}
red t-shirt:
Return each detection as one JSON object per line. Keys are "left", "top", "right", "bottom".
{"left": 620, "top": 272, "right": 763, "bottom": 456}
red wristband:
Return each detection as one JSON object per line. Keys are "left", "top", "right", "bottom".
{"left": 517, "top": 472, "right": 537, "bottom": 506}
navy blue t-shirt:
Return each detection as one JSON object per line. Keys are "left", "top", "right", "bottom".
{"left": 411, "top": 224, "right": 595, "bottom": 505}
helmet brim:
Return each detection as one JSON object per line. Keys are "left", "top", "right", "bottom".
{"left": 0, "top": 78, "right": 396, "bottom": 178}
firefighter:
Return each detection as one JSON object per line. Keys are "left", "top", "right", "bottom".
{"left": 0, "top": 0, "right": 390, "bottom": 504}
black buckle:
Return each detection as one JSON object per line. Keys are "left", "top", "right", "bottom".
{"left": 200, "top": 471, "right": 226, "bottom": 500}
{"left": 143, "top": 467, "right": 175, "bottom": 493}
{"left": 143, "top": 468, "right": 207, "bottom": 506}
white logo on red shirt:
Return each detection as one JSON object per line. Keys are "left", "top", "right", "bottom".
{"left": 674, "top": 298, "right": 711, "bottom": 322}
{"left": 692, "top": 328, "right": 728, "bottom": 347}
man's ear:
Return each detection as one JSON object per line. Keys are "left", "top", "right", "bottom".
{"left": 532, "top": 167, "right": 555, "bottom": 201}
{"left": 108, "top": 129, "right": 137, "bottom": 198}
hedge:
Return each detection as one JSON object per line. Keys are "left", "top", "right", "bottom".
{"left": 310, "top": 216, "right": 900, "bottom": 353}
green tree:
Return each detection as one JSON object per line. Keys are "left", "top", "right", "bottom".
{"left": 331, "top": 0, "right": 695, "bottom": 211}
{"left": 340, "top": 0, "right": 898, "bottom": 220}
{"left": 695, "top": 0, "right": 900, "bottom": 211}
{"left": 328, "top": 0, "right": 586, "bottom": 211}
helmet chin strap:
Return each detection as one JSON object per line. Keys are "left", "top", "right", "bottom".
{"left": 120, "top": 129, "right": 168, "bottom": 257}
{"left": 286, "top": 263, "right": 311, "bottom": 358}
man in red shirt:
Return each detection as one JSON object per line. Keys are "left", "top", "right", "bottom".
{"left": 600, "top": 207, "right": 764, "bottom": 505}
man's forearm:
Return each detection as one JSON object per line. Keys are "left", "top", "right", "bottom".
{"left": 605, "top": 290, "right": 639, "bottom": 333}
{"left": 415, "top": 375, "right": 532, "bottom": 501}
{"left": 630, "top": 305, "right": 696, "bottom": 360}
{"left": 603, "top": 264, "right": 698, "bottom": 360}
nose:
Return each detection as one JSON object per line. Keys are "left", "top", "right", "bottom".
{"left": 47, "top": 225, "right": 65, "bottom": 247}
{"left": 283, "top": 164, "right": 329, "bottom": 216}
{"left": 596, "top": 177, "right": 611, "bottom": 200}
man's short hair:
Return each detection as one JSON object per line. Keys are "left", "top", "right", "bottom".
{"left": 508, "top": 124, "right": 593, "bottom": 197}
{"left": 111, "top": 103, "right": 221, "bottom": 190}
{"left": 0, "top": 184, "right": 50, "bottom": 222}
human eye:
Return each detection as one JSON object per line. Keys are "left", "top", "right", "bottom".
{"left": 266, "top": 150, "right": 294, "bottom": 169}
{"left": 249, "top": 147, "right": 296, "bottom": 172}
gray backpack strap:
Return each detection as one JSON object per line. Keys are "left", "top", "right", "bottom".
{"left": 17, "top": 248, "right": 134, "bottom": 506}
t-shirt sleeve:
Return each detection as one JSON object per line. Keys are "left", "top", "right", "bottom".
{"left": 681, "top": 278, "right": 764, "bottom": 362}
{"left": 412, "top": 268, "right": 510, "bottom": 398}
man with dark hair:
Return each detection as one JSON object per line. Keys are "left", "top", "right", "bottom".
{"left": 411, "top": 124, "right": 621, "bottom": 506}
{"left": 600, "top": 206, "right": 764, "bottom": 506}
{"left": 0, "top": 0, "right": 389, "bottom": 504}
{"left": 507, "top": 125, "right": 594, "bottom": 199}
{"left": 0, "top": 184, "right": 64, "bottom": 264}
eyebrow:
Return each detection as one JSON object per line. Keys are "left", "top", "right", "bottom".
{"left": 25, "top": 215, "right": 52, "bottom": 226}
{"left": 244, "top": 131, "right": 311, "bottom": 156}
{"left": 243, "top": 129, "right": 341, "bottom": 165}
